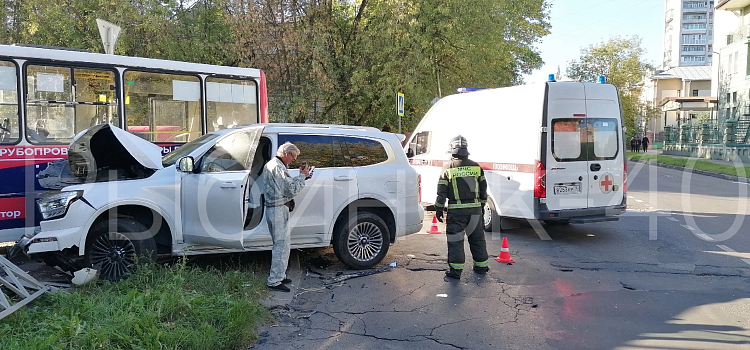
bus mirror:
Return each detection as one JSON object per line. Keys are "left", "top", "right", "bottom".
{"left": 177, "top": 156, "right": 195, "bottom": 173}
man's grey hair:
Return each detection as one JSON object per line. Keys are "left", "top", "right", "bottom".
{"left": 277, "top": 141, "right": 300, "bottom": 157}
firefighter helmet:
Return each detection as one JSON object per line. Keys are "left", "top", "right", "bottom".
{"left": 449, "top": 135, "right": 470, "bottom": 157}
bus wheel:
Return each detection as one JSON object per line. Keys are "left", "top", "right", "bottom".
{"left": 483, "top": 198, "right": 500, "bottom": 232}
{"left": 85, "top": 218, "right": 156, "bottom": 281}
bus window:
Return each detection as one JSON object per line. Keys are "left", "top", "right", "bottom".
{"left": 206, "top": 77, "right": 258, "bottom": 131}
{"left": 25, "top": 65, "right": 117, "bottom": 144}
{"left": 0, "top": 61, "right": 19, "bottom": 144}
{"left": 123, "top": 71, "right": 202, "bottom": 143}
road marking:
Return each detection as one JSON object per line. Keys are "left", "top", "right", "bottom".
{"left": 695, "top": 233, "right": 713, "bottom": 241}
{"left": 732, "top": 182, "right": 750, "bottom": 185}
{"left": 717, "top": 245, "right": 750, "bottom": 266}
{"left": 681, "top": 224, "right": 696, "bottom": 231}
{"left": 634, "top": 199, "right": 643, "bottom": 203}
{"left": 667, "top": 217, "right": 678, "bottom": 222}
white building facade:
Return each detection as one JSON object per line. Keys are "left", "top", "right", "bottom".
{"left": 663, "top": 0, "right": 716, "bottom": 69}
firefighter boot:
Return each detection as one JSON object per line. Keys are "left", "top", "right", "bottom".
{"left": 445, "top": 268, "right": 462, "bottom": 280}
{"left": 473, "top": 266, "right": 489, "bottom": 274}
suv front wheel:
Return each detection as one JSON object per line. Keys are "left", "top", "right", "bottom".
{"left": 333, "top": 212, "right": 390, "bottom": 269}
{"left": 85, "top": 218, "right": 157, "bottom": 281}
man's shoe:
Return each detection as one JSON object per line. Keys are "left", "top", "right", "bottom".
{"left": 445, "top": 268, "right": 462, "bottom": 280}
{"left": 268, "top": 284, "right": 291, "bottom": 292}
{"left": 281, "top": 278, "right": 292, "bottom": 284}
{"left": 473, "top": 266, "right": 489, "bottom": 274}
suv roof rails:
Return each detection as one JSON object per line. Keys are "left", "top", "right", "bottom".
{"left": 234, "top": 123, "right": 381, "bottom": 132}
{"left": 11, "top": 44, "right": 93, "bottom": 53}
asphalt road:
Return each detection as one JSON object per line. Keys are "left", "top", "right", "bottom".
{"left": 253, "top": 161, "right": 750, "bottom": 350}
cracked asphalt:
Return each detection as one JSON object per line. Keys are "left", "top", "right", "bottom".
{"left": 251, "top": 161, "right": 750, "bottom": 349}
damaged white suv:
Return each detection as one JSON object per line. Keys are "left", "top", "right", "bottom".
{"left": 13, "top": 123, "right": 424, "bottom": 281}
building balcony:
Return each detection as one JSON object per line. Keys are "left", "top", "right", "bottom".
{"left": 727, "top": 24, "right": 749, "bottom": 45}
{"left": 717, "top": 0, "right": 750, "bottom": 11}
{"left": 682, "top": 40, "right": 708, "bottom": 45}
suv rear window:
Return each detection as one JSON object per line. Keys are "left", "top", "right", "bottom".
{"left": 278, "top": 134, "right": 389, "bottom": 168}
{"left": 342, "top": 137, "right": 388, "bottom": 166}
{"left": 552, "top": 118, "right": 619, "bottom": 161}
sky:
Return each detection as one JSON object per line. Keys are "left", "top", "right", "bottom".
{"left": 526, "top": 0, "right": 664, "bottom": 84}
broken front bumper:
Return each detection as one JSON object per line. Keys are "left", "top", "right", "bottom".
{"left": 5, "top": 232, "right": 35, "bottom": 261}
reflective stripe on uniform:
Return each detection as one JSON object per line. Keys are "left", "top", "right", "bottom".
{"left": 474, "top": 260, "right": 488, "bottom": 267}
{"left": 449, "top": 262, "right": 464, "bottom": 270}
{"left": 447, "top": 201, "right": 482, "bottom": 209}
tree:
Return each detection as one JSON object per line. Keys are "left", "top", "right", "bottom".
{"left": 566, "top": 36, "right": 653, "bottom": 134}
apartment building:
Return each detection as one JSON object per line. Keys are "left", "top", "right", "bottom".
{"left": 663, "top": 0, "right": 715, "bottom": 69}
{"left": 713, "top": 0, "right": 750, "bottom": 123}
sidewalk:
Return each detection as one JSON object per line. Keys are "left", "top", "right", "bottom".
{"left": 627, "top": 148, "right": 750, "bottom": 183}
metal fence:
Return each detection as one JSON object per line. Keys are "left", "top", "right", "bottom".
{"left": 664, "top": 118, "right": 750, "bottom": 146}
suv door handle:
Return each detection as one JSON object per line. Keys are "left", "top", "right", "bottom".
{"left": 590, "top": 163, "right": 601, "bottom": 171}
{"left": 220, "top": 182, "right": 237, "bottom": 188}
{"left": 334, "top": 175, "right": 353, "bottom": 181}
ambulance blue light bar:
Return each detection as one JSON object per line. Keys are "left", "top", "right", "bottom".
{"left": 598, "top": 75, "right": 606, "bottom": 83}
{"left": 548, "top": 74, "right": 556, "bottom": 82}
{"left": 456, "top": 87, "right": 487, "bottom": 93}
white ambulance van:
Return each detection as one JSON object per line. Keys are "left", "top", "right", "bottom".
{"left": 406, "top": 80, "right": 627, "bottom": 229}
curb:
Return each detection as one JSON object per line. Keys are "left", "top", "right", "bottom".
{"left": 627, "top": 157, "right": 750, "bottom": 184}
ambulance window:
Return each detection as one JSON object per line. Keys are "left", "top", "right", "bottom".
{"left": 552, "top": 119, "right": 584, "bottom": 161}
{"left": 409, "top": 131, "right": 430, "bottom": 156}
{"left": 590, "top": 118, "right": 618, "bottom": 160}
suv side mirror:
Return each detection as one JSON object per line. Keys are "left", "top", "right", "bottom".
{"left": 177, "top": 156, "right": 195, "bottom": 173}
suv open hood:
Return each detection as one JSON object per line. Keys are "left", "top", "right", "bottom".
{"left": 38, "top": 124, "right": 163, "bottom": 188}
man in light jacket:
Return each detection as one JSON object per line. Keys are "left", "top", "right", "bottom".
{"left": 262, "top": 142, "right": 310, "bottom": 292}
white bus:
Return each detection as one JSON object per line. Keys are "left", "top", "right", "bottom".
{"left": 0, "top": 44, "right": 269, "bottom": 242}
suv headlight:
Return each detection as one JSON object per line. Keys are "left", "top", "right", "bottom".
{"left": 37, "top": 190, "right": 83, "bottom": 220}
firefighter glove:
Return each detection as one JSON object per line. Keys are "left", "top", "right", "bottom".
{"left": 436, "top": 210, "right": 444, "bottom": 223}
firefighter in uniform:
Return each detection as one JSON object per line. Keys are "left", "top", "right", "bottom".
{"left": 435, "top": 135, "right": 490, "bottom": 279}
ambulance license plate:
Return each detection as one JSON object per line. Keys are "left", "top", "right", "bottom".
{"left": 554, "top": 184, "right": 581, "bottom": 195}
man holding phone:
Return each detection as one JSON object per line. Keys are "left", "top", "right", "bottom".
{"left": 262, "top": 141, "right": 311, "bottom": 292}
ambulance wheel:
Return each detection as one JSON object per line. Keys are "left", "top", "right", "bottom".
{"left": 85, "top": 218, "right": 157, "bottom": 281}
{"left": 483, "top": 198, "right": 500, "bottom": 232}
{"left": 333, "top": 212, "right": 390, "bottom": 269}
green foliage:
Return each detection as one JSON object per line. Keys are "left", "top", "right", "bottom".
{"left": 566, "top": 36, "right": 653, "bottom": 134}
{"left": 0, "top": 260, "right": 269, "bottom": 350}
{"left": 0, "top": 0, "right": 551, "bottom": 131}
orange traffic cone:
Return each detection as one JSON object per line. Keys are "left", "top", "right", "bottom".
{"left": 428, "top": 215, "right": 442, "bottom": 234}
{"left": 494, "top": 237, "right": 515, "bottom": 263}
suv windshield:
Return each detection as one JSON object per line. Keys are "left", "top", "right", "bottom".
{"left": 162, "top": 133, "right": 219, "bottom": 166}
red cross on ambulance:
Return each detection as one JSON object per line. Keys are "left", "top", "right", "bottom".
{"left": 599, "top": 173, "right": 614, "bottom": 193}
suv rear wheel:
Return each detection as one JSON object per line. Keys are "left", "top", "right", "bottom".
{"left": 333, "top": 212, "right": 390, "bottom": 269}
{"left": 85, "top": 218, "right": 157, "bottom": 281}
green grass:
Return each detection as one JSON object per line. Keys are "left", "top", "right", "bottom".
{"left": 0, "top": 259, "right": 269, "bottom": 350}
{"left": 627, "top": 152, "right": 750, "bottom": 178}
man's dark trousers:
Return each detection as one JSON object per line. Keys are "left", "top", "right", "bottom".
{"left": 446, "top": 209, "right": 488, "bottom": 269}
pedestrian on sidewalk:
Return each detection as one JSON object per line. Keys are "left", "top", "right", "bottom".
{"left": 641, "top": 135, "right": 649, "bottom": 152}
{"left": 630, "top": 136, "right": 637, "bottom": 152}
{"left": 435, "top": 135, "right": 490, "bottom": 280}
{"left": 262, "top": 142, "right": 311, "bottom": 292}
